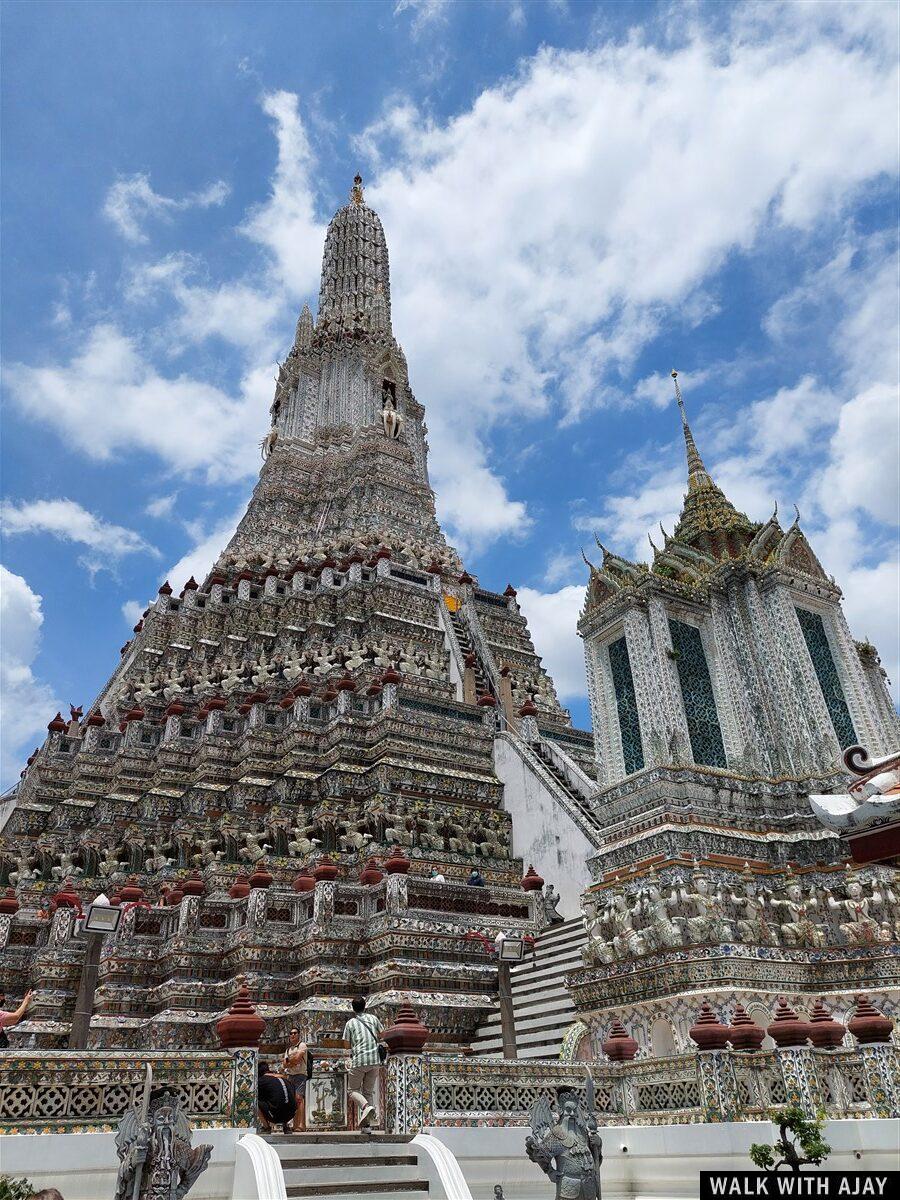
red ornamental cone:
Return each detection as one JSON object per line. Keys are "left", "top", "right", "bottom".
{"left": 0, "top": 888, "right": 20, "bottom": 915}
{"left": 47, "top": 712, "right": 67, "bottom": 733}
{"left": 602, "top": 1018, "right": 638, "bottom": 1061}
{"left": 249, "top": 863, "right": 273, "bottom": 890}
{"left": 477, "top": 692, "right": 497, "bottom": 708}
{"left": 292, "top": 868, "right": 315, "bottom": 893}
{"left": 382, "top": 1005, "right": 430, "bottom": 1054}
{"left": 690, "top": 1002, "right": 730, "bottom": 1050}
{"left": 384, "top": 847, "right": 411, "bottom": 875}
{"left": 848, "top": 994, "right": 894, "bottom": 1045}
{"left": 359, "top": 858, "right": 384, "bottom": 886}
{"left": 229, "top": 872, "right": 251, "bottom": 899}
{"left": 808, "top": 998, "right": 846, "bottom": 1049}
{"left": 182, "top": 872, "right": 206, "bottom": 897}
{"left": 217, "top": 979, "right": 266, "bottom": 1048}
{"left": 767, "top": 998, "right": 810, "bottom": 1048}
{"left": 518, "top": 698, "right": 538, "bottom": 717}
{"left": 312, "top": 856, "right": 339, "bottom": 882}
{"left": 120, "top": 878, "right": 144, "bottom": 903}
{"left": 727, "top": 1003, "right": 765, "bottom": 1052}
{"left": 521, "top": 865, "right": 545, "bottom": 891}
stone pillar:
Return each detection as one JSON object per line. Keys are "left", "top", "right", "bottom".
{"left": 292, "top": 572, "right": 307, "bottom": 596}
{"left": 462, "top": 656, "right": 478, "bottom": 706}
{"left": 178, "top": 895, "right": 200, "bottom": 935}
{"left": 237, "top": 578, "right": 252, "bottom": 601}
{"left": 385, "top": 1053, "right": 427, "bottom": 1134}
{"left": 646, "top": 595, "right": 691, "bottom": 764}
{"left": 348, "top": 561, "right": 362, "bottom": 584}
{"left": 376, "top": 556, "right": 391, "bottom": 579}
{"left": 623, "top": 605, "right": 668, "bottom": 766}
{"left": 319, "top": 566, "right": 335, "bottom": 588}
{"left": 162, "top": 715, "right": 182, "bottom": 743}
{"left": 381, "top": 682, "right": 399, "bottom": 711}
{"left": 695, "top": 1050, "right": 740, "bottom": 1120}
{"left": 264, "top": 574, "right": 279, "bottom": 597}
{"left": 313, "top": 881, "right": 335, "bottom": 925}
{"left": 228, "top": 1047, "right": 259, "bottom": 1128}
{"left": 775, "top": 1046, "right": 821, "bottom": 1116}
{"left": 293, "top": 694, "right": 312, "bottom": 722}
{"left": 859, "top": 1044, "right": 900, "bottom": 1118}
{"left": 828, "top": 605, "right": 893, "bottom": 754}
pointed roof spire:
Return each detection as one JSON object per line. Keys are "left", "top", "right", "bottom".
{"left": 672, "top": 370, "right": 712, "bottom": 487}
{"left": 668, "top": 369, "right": 757, "bottom": 557}
{"left": 350, "top": 173, "right": 364, "bottom": 205}
{"left": 294, "top": 303, "right": 314, "bottom": 350}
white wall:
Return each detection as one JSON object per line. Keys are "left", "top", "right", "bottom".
{"left": 430, "top": 1119, "right": 899, "bottom": 1200}
{"left": 0, "top": 1127, "right": 250, "bottom": 1200}
{"left": 494, "top": 736, "right": 594, "bottom": 918}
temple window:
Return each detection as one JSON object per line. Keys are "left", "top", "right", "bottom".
{"left": 607, "top": 635, "right": 644, "bottom": 775}
{"left": 795, "top": 606, "right": 857, "bottom": 748}
{"left": 668, "top": 619, "right": 727, "bottom": 768}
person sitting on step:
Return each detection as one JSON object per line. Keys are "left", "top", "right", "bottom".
{"left": 256, "top": 1060, "right": 296, "bottom": 1135}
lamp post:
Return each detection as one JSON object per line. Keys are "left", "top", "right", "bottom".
{"left": 496, "top": 935, "right": 526, "bottom": 1060}
{"left": 68, "top": 893, "right": 122, "bottom": 1049}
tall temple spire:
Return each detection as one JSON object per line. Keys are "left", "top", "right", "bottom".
{"left": 317, "top": 174, "right": 392, "bottom": 333}
{"left": 669, "top": 369, "right": 756, "bottom": 554}
{"left": 671, "top": 370, "right": 712, "bottom": 488}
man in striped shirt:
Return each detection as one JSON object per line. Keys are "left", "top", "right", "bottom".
{"left": 342, "top": 995, "right": 384, "bottom": 1130}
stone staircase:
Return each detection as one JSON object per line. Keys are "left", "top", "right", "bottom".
{"left": 532, "top": 739, "right": 600, "bottom": 835}
{"left": 469, "top": 915, "right": 586, "bottom": 1060}
{"left": 448, "top": 608, "right": 493, "bottom": 698}
{"left": 265, "top": 1132, "right": 430, "bottom": 1200}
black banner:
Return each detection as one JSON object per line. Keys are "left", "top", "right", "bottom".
{"left": 700, "top": 1173, "right": 898, "bottom": 1199}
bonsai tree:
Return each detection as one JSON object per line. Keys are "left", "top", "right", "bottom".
{"left": 749, "top": 1105, "right": 831, "bottom": 1174}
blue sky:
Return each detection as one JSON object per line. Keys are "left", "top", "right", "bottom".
{"left": 2, "top": 0, "right": 898, "bottom": 786}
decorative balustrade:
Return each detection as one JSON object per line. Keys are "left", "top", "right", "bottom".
{"left": 385, "top": 1044, "right": 899, "bottom": 1133}
{"left": 0, "top": 1048, "right": 256, "bottom": 1134}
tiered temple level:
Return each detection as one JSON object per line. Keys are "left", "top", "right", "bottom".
{"left": 0, "top": 179, "right": 577, "bottom": 1050}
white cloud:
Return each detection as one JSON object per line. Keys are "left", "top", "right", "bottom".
{"left": 0, "top": 566, "right": 60, "bottom": 787}
{"left": 103, "top": 173, "right": 230, "bottom": 243}
{"left": 145, "top": 493, "right": 178, "bottom": 519}
{"left": 121, "top": 599, "right": 146, "bottom": 627}
{"left": 393, "top": 0, "right": 450, "bottom": 35}
{"left": 517, "top": 585, "right": 586, "bottom": 700}
{"left": 239, "top": 91, "right": 325, "bottom": 300}
{"left": 1, "top": 498, "right": 159, "bottom": 562}
{"left": 163, "top": 503, "right": 248, "bottom": 593}
{"left": 127, "top": 254, "right": 283, "bottom": 354}
{"left": 4, "top": 325, "right": 268, "bottom": 482}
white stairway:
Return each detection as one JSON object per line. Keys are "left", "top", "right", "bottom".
{"left": 265, "top": 1132, "right": 430, "bottom": 1200}
{"left": 469, "top": 916, "right": 586, "bottom": 1060}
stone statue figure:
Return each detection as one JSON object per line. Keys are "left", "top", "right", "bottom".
{"left": 827, "top": 877, "right": 879, "bottom": 945}
{"left": 526, "top": 1074, "right": 603, "bottom": 1200}
{"left": 115, "top": 1086, "right": 212, "bottom": 1200}
{"left": 542, "top": 884, "right": 565, "bottom": 926}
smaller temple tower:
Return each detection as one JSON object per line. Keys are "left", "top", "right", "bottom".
{"left": 580, "top": 371, "right": 897, "bottom": 788}
{"left": 566, "top": 372, "right": 899, "bottom": 1062}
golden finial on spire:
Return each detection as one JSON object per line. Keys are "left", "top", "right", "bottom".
{"left": 350, "top": 174, "right": 364, "bottom": 204}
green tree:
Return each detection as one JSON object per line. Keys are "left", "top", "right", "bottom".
{"left": 749, "top": 1106, "right": 831, "bottom": 1174}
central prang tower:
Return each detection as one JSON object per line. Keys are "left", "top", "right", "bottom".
{"left": 0, "top": 178, "right": 599, "bottom": 1053}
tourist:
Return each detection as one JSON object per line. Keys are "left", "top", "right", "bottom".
{"left": 342, "top": 996, "right": 384, "bottom": 1131}
{"left": 0, "top": 989, "right": 32, "bottom": 1047}
{"left": 256, "top": 1061, "right": 296, "bottom": 1134}
{"left": 281, "top": 1026, "right": 308, "bottom": 1130}
{"left": 429, "top": 868, "right": 446, "bottom": 883}
{"left": 467, "top": 868, "right": 486, "bottom": 887}
{"left": 29, "top": 1191, "right": 65, "bottom": 1200}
